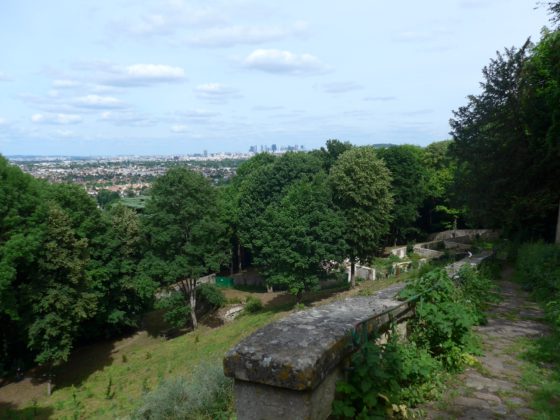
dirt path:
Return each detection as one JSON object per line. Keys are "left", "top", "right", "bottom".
{"left": 423, "top": 267, "right": 550, "bottom": 419}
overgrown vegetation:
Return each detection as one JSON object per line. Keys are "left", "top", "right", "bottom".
{"left": 332, "top": 264, "right": 497, "bottom": 418}
{"left": 133, "top": 363, "right": 233, "bottom": 420}
{"left": 514, "top": 242, "right": 560, "bottom": 416}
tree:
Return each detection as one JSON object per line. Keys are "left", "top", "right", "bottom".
{"left": 96, "top": 189, "right": 120, "bottom": 209}
{"left": 451, "top": 41, "right": 533, "bottom": 232}
{"left": 377, "top": 145, "right": 428, "bottom": 243}
{"left": 237, "top": 152, "right": 323, "bottom": 288}
{"left": 255, "top": 175, "right": 346, "bottom": 299}
{"left": 28, "top": 204, "right": 97, "bottom": 366}
{"left": 141, "top": 168, "right": 228, "bottom": 329}
{"left": 315, "top": 139, "right": 353, "bottom": 172}
{"left": 451, "top": 34, "right": 560, "bottom": 240}
{"left": 419, "top": 140, "right": 464, "bottom": 233}
{"left": 84, "top": 204, "right": 157, "bottom": 336}
{"left": 329, "top": 147, "right": 394, "bottom": 287}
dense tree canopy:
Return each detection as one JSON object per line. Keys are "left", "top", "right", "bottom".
{"left": 255, "top": 174, "right": 346, "bottom": 298}
{"left": 377, "top": 145, "right": 428, "bottom": 244}
{"left": 0, "top": 157, "right": 155, "bottom": 371}
{"left": 451, "top": 27, "right": 560, "bottom": 240}
{"left": 141, "top": 167, "right": 228, "bottom": 328}
{"left": 329, "top": 147, "right": 394, "bottom": 287}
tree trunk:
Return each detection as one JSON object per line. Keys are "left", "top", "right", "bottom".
{"left": 237, "top": 242, "right": 242, "bottom": 272}
{"left": 187, "top": 279, "right": 198, "bottom": 330}
{"left": 350, "top": 260, "right": 356, "bottom": 289}
{"left": 190, "top": 290, "right": 198, "bottom": 329}
{"left": 556, "top": 198, "right": 560, "bottom": 244}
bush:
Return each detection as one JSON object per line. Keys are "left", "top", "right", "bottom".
{"left": 197, "top": 284, "right": 226, "bottom": 309}
{"left": 133, "top": 363, "right": 233, "bottom": 420}
{"left": 456, "top": 264, "right": 499, "bottom": 324}
{"left": 244, "top": 296, "right": 263, "bottom": 313}
{"left": 156, "top": 292, "right": 191, "bottom": 329}
{"left": 156, "top": 285, "right": 226, "bottom": 329}
{"left": 400, "top": 268, "right": 478, "bottom": 370}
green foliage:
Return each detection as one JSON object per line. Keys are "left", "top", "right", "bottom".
{"left": 156, "top": 292, "right": 191, "bottom": 329}
{"left": 157, "top": 285, "right": 226, "bottom": 329}
{"left": 419, "top": 140, "right": 464, "bottom": 233}
{"left": 96, "top": 189, "right": 120, "bottom": 209}
{"left": 332, "top": 327, "right": 404, "bottom": 419}
{"left": 334, "top": 265, "right": 495, "bottom": 417}
{"left": 451, "top": 29, "right": 560, "bottom": 240}
{"left": 255, "top": 174, "right": 346, "bottom": 298}
{"left": 133, "top": 363, "right": 233, "bottom": 420}
{"left": 515, "top": 243, "right": 560, "bottom": 328}
{"left": 197, "top": 284, "right": 226, "bottom": 309}
{"left": 329, "top": 146, "right": 394, "bottom": 285}
{"left": 377, "top": 145, "right": 428, "bottom": 243}
{"left": 332, "top": 327, "right": 441, "bottom": 419}
{"left": 244, "top": 296, "right": 263, "bottom": 313}
{"left": 401, "top": 269, "right": 479, "bottom": 370}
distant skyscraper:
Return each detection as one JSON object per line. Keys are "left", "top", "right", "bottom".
{"left": 271, "top": 144, "right": 277, "bottom": 152}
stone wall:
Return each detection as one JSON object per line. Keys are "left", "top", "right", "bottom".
{"left": 223, "top": 283, "right": 413, "bottom": 420}
{"left": 224, "top": 252, "right": 494, "bottom": 420}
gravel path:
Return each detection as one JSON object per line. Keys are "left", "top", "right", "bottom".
{"left": 424, "top": 267, "right": 550, "bottom": 419}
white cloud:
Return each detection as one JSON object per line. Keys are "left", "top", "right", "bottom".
{"left": 0, "top": 117, "right": 7, "bottom": 125}
{"left": 0, "top": 72, "right": 11, "bottom": 81}
{"left": 170, "top": 124, "right": 188, "bottom": 133}
{"left": 244, "top": 49, "right": 329, "bottom": 75}
{"left": 74, "top": 94, "right": 127, "bottom": 109}
{"left": 364, "top": 96, "right": 397, "bottom": 102}
{"left": 104, "top": 64, "right": 187, "bottom": 86}
{"left": 53, "top": 79, "right": 81, "bottom": 88}
{"left": 99, "top": 111, "right": 152, "bottom": 126}
{"left": 194, "top": 83, "right": 240, "bottom": 102}
{"left": 171, "top": 109, "right": 219, "bottom": 125}
{"left": 186, "top": 21, "right": 308, "bottom": 47}
{"left": 55, "top": 129, "right": 74, "bottom": 137}
{"left": 31, "top": 113, "right": 83, "bottom": 125}
{"left": 322, "top": 82, "right": 363, "bottom": 94}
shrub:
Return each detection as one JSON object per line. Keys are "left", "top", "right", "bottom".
{"left": 400, "top": 269, "right": 478, "bottom": 370}
{"left": 156, "top": 292, "right": 191, "bottom": 329}
{"left": 244, "top": 296, "right": 263, "bottom": 313}
{"left": 197, "top": 284, "right": 226, "bottom": 309}
{"left": 133, "top": 362, "right": 233, "bottom": 420}
{"left": 156, "top": 285, "right": 226, "bottom": 329}
{"left": 456, "top": 264, "right": 499, "bottom": 324}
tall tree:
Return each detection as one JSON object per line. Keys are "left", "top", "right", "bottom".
{"left": 329, "top": 147, "right": 394, "bottom": 287}
{"left": 28, "top": 204, "right": 97, "bottom": 366}
{"left": 141, "top": 167, "right": 228, "bottom": 329}
{"left": 255, "top": 175, "right": 346, "bottom": 299}
{"left": 419, "top": 140, "right": 464, "bottom": 233}
{"left": 237, "top": 152, "right": 323, "bottom": 287}
{"left": 377, "top": 145, "right": 428, "bottom": 243}
{"left": 451, "top": 35, "right": 560, "bottom": 240}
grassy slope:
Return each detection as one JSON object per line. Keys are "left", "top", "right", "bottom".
{"left": 4, "top": 311, "right": 281, "bottom": 419}
{"left": 1, "top": 274, "right": 404, "bottom": 419}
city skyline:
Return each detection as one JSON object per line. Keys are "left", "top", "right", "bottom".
{"left": 0, "top": 0, "right": 552, "bottom": 155}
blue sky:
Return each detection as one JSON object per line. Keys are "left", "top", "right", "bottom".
{"left": 0, "top": 0, "right": 551, "bottom": 155}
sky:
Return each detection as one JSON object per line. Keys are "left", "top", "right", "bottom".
{"left": 0, "top": 0, "right": 552, "bottom": 156}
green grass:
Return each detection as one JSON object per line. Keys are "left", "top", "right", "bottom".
{"left": 3, "top": 310, "right": 281, "bottom": 419}
{"left": 518, "top": 333, "right": 560, "bottom": 418}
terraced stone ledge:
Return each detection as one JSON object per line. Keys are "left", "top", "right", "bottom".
{"left": 223, "top": 283, "right": 413, "bottom": 420}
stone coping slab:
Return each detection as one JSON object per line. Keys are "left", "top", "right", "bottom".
{"left": 223, "top": 283, "right": 410, "bottom": 391}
